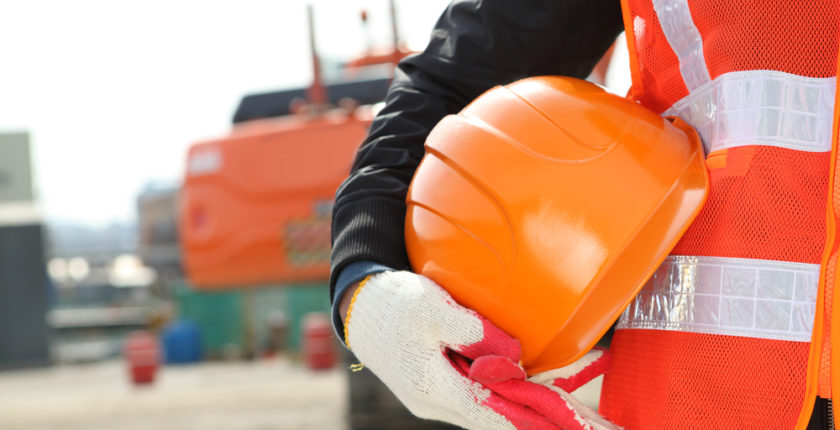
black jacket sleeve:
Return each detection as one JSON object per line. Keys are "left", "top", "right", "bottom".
{"left": 330, "top": 0, "right": 624, "bottom": 300}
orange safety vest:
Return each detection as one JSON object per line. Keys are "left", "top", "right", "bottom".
{"left": 599, "top": 1, "right": 840, "bottom": 428}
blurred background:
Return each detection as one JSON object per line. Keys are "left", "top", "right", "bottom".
{"left": 0, "top": 1, "right": 629, "bottom": 429}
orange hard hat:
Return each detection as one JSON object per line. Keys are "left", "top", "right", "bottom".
{"left": 405, "top": 76, "right": 709, "bottom": 375}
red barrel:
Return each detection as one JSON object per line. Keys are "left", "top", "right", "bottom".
{"left": 302, "top": 312, "right": 336, "bottom": 370}
{"left": 124, "top": 331, "right": 160, "bottom": 385}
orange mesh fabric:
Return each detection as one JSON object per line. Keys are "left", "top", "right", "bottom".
{"left": 821, "top": 127, "right": 840, "bottom": 397}
{"left": 819, "top": 255, "right": 835, "bottom": 397}
{"left": 671, "top": 146, "right": 829, "bottom": 264}
{"left": 624, "top": 0, "right": 689, "bottom": 114}
{"left": 601, "top": 329, "right": 810, "bottom": 429}
{"left": 688, "top": 0, "right": 840, "bottom": 79}
{"left": 817, "top": 141, "right": 840, "bottom": 397}
{"left": 818, "top": 50, "right": 840, "bottom": 401}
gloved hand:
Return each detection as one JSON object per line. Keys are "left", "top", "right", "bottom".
{"left": 343, "top": 270, "right": 620, "bottom": 430}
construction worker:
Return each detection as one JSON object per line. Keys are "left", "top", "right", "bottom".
{"left": 330, "top": 0, "right": 840, "bottom": 428}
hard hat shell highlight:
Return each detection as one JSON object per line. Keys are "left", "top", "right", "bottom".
{"left": 405, "top": 76, "right": 709, "bottom": 375}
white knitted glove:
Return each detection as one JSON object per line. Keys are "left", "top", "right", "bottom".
{"left": 344, "top": 270, "right": 620, "bottom": 430}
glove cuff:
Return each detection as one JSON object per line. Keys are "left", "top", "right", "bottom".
{"left": 344, "top": 274, "right": 374, "bottom": 348}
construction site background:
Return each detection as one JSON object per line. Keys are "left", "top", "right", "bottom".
{"left": 0, "top": 1, "right": 627, "bottom": 429}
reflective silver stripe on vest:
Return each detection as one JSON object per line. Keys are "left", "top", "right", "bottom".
{"left": 653, "top": 0, "right": 835, "bottom": 154}
{"left": 652, "top": 0, "right": 711, "bottom": 90}
{"left": 664, "top": 70, "right": 836, "bottom": 154}
{"left": 617, "top": 255, "right": 819, "bottom": 342}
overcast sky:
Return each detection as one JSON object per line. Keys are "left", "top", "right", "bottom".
{"left": 0, "top": 0, "right": 449, "bottom": 226}
{"left": 0, "top": 0, "right": 626, "bottom": 227}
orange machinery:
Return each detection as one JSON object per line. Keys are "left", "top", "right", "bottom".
{"left": 180, "top": 4, "right": 398, "bottom": 288}
{"left": 180, "top": 110, "right": 371, "bottom": 288}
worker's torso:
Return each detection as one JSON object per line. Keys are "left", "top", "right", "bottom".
{"left": 600, "top": 1, "right": 840, "bottom": 428}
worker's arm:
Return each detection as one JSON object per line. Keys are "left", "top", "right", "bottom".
{"left": 330, "top": 0, "right": 624, "bottom": 305}
{"left": 331, "top": 2, "right": 624, "bottom": 428}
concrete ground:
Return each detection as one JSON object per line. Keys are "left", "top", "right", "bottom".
{"left": 0, "top": 358, "right": 602, "bottom": 430}
{"left": 0, "top": 358, "right": 347, "bottom": 430}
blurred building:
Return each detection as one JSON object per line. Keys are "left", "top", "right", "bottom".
{"left": 137, "top": 183, "right": 179, "bottom": 265}
{"left": 43, "top": 198, "right": 163, "bottom": 363}
{"left": 0, "top": 132, "right": 50, "bottom": 370}
{"left": 47, "top": 222, "right": 136, "bottom": 258}
{"left": 137, "top": 182, "right": 182, "bottom": 292}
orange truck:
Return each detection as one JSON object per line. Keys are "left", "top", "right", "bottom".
{"left": 180, "top": 107, "right": 372, "bottom": 287}
{"left": 179, "top": 4, "right": 402, "bottom": 288}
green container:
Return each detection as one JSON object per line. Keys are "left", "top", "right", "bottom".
{"left": 246, "top": 287, "right": 288, "bottom": 354}
{"left": 174, "top": 282, "right": 331, "bottom": 357}
{"left": 283, "top": 282, "right": 331, "bottom": 351}
{"left": 176, "top": 285, "right": 244, "bottom": 358}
